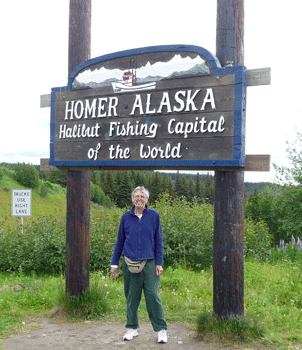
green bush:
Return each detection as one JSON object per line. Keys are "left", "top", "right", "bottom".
{"left": 89, "top": 207, "right": 122, "bottom": 271}
{"left": 14, "top": 163, "right": 39, "bottom": 189}
{"left": 269, "top": 244, "right": 302, "bottom": 265}
{"left": 244, "top": 220, "right": 272, "bottom": 259}
{"left": 39, "top": 180, "right": 66, "bottom": 197}
{"left": 0, "top": 196, "right": 275, "bottom": 273}
{"left": 90, "top": 183, "right": 113, "bottom": 207}
{"left": 0, "top": 215, "right": 66, "bottom": 273}
{"left": 155, "top": 194, "right": 214, "bottom": 269}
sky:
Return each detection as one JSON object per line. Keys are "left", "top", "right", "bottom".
{"left": 0, "top": 0, "right": 301, "bottom": 183}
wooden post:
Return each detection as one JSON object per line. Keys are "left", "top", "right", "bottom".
{"left": 213, "top": 0, "right": 245, "bottom": 318}
{"left": 65, "top": 0, "right": 91, "bottom": 297}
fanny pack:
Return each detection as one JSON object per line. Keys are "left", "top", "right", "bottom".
{"left": 124, "top": 256, "right": 147, "bottom": 274}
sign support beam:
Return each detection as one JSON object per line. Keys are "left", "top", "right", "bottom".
{"left": 213, "top": 0, "right": 245, "bottom": 318}
{"left": 65, "top": 0, "right": 91, "bottom": 297}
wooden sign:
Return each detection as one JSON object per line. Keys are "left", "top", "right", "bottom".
{"left": 50, "top": 45, "right": 246, "bottom": 169}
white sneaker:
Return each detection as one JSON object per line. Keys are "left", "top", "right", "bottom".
{"left": 123, "top": 328, "right": 139, "bottom": 341}
{"left": 157, "top": 329, "right": 167, "bottom": 343}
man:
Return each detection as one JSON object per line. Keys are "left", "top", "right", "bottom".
{"left": 111, "top": 186, "right": 168, "bottom": 343}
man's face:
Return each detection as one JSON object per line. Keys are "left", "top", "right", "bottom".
{"left": 132, "top": 190, "right": 148, "bottom": 209}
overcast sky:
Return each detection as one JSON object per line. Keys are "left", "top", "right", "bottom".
{"left": 0, "top": 0, "right": 301, "bottom": 183}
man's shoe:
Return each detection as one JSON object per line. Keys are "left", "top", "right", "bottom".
{"left": 157, "top": 329, "right": 167, "bottom": 343}
{"left": 123, "top": 328, "right": 139, "bottom": 341}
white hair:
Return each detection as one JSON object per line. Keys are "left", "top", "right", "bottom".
{"left": 131, "top": 186, "right": 150, "bottom": 199}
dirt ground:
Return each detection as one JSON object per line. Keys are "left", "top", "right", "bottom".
{"left": 0, "top": 319, "right": 226, "bottom": 350}
{"left": 1, "top": 318, "right": 272, "bottom": 350}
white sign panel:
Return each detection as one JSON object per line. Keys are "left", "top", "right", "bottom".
{"left": 12, "top": 189, "right": 32, "bottom": 217}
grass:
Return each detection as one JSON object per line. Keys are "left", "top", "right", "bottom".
{"left": 0, "top": 172, "right": 66, "bottom": 231}
{"left": 0, "top": 261, "right": 302, "bottom": 349}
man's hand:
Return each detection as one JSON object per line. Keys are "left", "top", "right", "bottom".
{"left": 111, "top": 267, "right": 118, "bottom": 279}
{"left": 156, "top": 265, "right": 163, "bottom": 277}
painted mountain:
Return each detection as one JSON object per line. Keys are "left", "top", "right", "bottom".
{"left": 71, "top": 54, "right": 210, "bottom": 90}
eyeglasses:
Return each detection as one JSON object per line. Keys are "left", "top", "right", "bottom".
{"left": 133, "top": 195, "right": 146, "bottom": 199}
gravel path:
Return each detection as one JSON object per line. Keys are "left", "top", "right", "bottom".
{"left": 1, "top": 319, "right": 217, "bottom": 350}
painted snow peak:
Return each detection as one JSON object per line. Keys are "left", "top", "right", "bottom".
{"left": 71, "top": 53, "right": 210, "bottom": 91}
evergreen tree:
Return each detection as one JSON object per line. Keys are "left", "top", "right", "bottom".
{"left": 175, "top": 171, "right": 182, "bottom": 198}
{"left": 116, "top": 171, "right": 133, "bottom": 208}
{"left": 149, "top": 172, "right": 162, "bottom": 203}
{"left": 44, "top": 170, "right": 67, "bottom": 187}
{"left": 204, "top": 173, "right": 215, "bottom": 204}
{"left": 91, "top": 170, "right": 101, "bottom": 186}
{"left": 161, "top": 173, "right": 174, "bottom": 196}
{"left": 103, "top": 171, "right": 116, "bottom": 202}
{"left": 175, "top": 172, "right": 189, "bottom": 199}
{"left": 195, "top": 173, "right": 202, "bottom": 200}
{"left": 187, "top": 177, "right": 195, "bottom": 202}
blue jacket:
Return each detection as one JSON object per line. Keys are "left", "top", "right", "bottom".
{"left": 111, "top": 205, "right": 164, "bottom": 266}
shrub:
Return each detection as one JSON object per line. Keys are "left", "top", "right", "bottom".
{"left": 269, "top": 236, "right": 302, "bottom": 265}
{"left": 90, "top": 183, "right": 113, "bottom": 207}
{"left": 155, "top": 194, "right": 214, "bottom": 270}
{"left": 14, "top": 163, "right": 39, "bottom": 189}
{"left": 89, "top": 207, "right": 122, "bottom": 270}
{"left": 0, "top": 196, "right": 274, "bottom": 273}
{"left": 0, "top": 215, "right": 66, "bottom": 273}
{"left": 244, "top": 220, "right": 272, "bottom": 259}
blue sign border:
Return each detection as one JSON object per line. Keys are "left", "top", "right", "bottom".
{"left": 50, "top": 45, "right": 246, "bottom": 168}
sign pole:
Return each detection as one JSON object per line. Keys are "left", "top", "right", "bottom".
{"left": 213, "top": 0, "right": 245, "bottom": 318}
{"left": 65, "top": 0, "right": 91, "bottom": 297}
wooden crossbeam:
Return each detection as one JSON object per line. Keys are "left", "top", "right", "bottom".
{"left": 246, "top": 68, "right": 271, "bottom": 86}
{"left": 40, "top": 154, "right": 270, "bottom": 172}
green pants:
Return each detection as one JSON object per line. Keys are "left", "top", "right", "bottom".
{"left": 122, "top": 258, "right": 167, "bottom": 331}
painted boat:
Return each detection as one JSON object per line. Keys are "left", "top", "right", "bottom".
{"left": 111, "top": 70, "right": 156, "bottom": 93}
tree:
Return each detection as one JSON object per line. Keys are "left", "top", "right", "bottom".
{"left": 102, "top": 171, "right": 116, "bottom": 202}
{"left": 14, "top": 163, "right": 39, "bottom": 189}
{"left": 161, "top": 173, "right": 174, "bottom": 197}
{"left": 149, "top": 172, "right": 162, "bottom": 203}
{"left": 187, "top": 177, "right": 195, "bottom": 202}
{"left": 274, "top": 129, "right": 302, "bottom": 185}
{"left": 116, "top": 171, "right": 133, "bottom": 208}
{"left": 42, "top": 170, "right": 67, "bottom": 188}
{"left": 246, "top": 129, "right": 302, "bottom": 244}
{"left": 195, "top": 173, "right": 202, "bottom": 200}
{"left": 203, "top": 173, "right": 215, "bottom": 204}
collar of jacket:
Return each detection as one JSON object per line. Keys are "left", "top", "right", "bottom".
{"left": 130, "top": 204, "right": 148, "bottom": 216}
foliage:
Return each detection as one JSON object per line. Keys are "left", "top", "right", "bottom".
{"left": 56, "top": 272, "right": 110, "bottom": 320}
{"left": 0, "top": 216, "right": 66, "bottom": 273}
{"left": 89, "top": 207, "right": 123, "bottom": 270}
{"left": 196, "top": 313, "right": 264, "bottom": 342}
{"left": 39, "top": 180, "right": 66, "bottom": 197}
{"left": 90, "top": 183, "right": 113, "bottom": 207}
{"left": 245, "top": 185, "right": 302, "bottom": 244}
{"left": 0, "top": 195, "right": 271, "bottom": 273}
{"left": 14, "top": 163, "right": 39, "bottom": 189}
{"left": 269, "top": 235, "right": 302, "bottom": 265}
{"left": 274, "top": 129, "right": 302, "bottom": 185}
{"left": 40, "top": 170, "right": 67, "bottom": 187}
{"left": 0, "top": 166, "right": 4, "bottom": 180}
{"left": 155, "top": 194, "right": 214, "bottom": 269}
{"left": 244, "top": 220, "right": 272, "bottom": 259}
